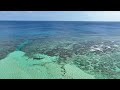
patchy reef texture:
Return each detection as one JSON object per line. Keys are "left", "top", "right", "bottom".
{"left": 0, "top": 51, "right": 95, "bottom": 79}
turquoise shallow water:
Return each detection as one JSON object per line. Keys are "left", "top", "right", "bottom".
{"left": 1, "top": 21, "right": 120, "bottom": 79}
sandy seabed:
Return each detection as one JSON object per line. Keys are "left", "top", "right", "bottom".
{"left": 0, "top": 51, "right": 95, "bottom": 79}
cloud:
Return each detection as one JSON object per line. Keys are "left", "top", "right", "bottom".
{"left": 85, "top": 11, "right": 120, "bottom": 21}
{"left": 1, "top": 11, "right": 120, "bottom": 21}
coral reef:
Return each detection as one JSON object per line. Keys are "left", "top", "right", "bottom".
{"left": 21, "top": 37, "right": 120, "bottom": 79}
{"left": 73, "top": 52, "right": 120, "bottom": 79}
{"left": 1, "top": 35, "right": 120, "bottom": 79}
{"left": 0, "top": 39, "right": 20, "bottom": 60}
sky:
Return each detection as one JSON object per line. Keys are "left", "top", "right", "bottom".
{"left": 0, "top": 11, "right": 120, "bottom": 21}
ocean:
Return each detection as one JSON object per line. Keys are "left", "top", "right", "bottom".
{"left": 0, "top": 21, "right": 120, "bottom": 79}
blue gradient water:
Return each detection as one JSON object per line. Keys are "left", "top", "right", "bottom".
{"left": 1, "top": 21, "right": 120, "bottom": 79}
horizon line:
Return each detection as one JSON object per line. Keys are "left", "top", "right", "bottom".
{"left": 1, "top": 20, "right": 120, "bottom": 22}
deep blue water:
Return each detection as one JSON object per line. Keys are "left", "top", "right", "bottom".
{"left": 1, "top": 21, "right": 120, "bottom": 38}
